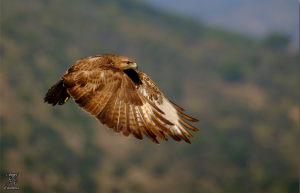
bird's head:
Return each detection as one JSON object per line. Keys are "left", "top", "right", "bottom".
{"left": 113, "top": 56, "right": 138, "bottom": 71}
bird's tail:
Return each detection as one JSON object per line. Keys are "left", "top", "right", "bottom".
{"left": 44, "top": 80, "right": 70, "bottom": 106}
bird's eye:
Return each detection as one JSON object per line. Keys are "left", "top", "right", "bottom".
{"left": 127, "top": 61, "right": 130, "bottom": 64}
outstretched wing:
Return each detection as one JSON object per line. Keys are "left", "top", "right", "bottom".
{"left": 61, "top": 66, "right": 174, "bottom": 144}
{"left": 136, "top": 70, "right": 199, "bottom": 144}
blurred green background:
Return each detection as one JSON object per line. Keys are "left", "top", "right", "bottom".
{"left": 1, "top": 0, "right": 298, "bottom": 193}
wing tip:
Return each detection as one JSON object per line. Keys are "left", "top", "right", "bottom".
{"left": 177, "top": 111, "right": 199, "bottom": 122}
{"left": 168, "top": 99, "right": 186, "bottom": 111}
{"left": 152, "top": 139, "right": 160, "bottom": 145}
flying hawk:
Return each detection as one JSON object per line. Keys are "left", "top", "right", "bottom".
{"left": 44, "top": 54, "right": 199, "bottom": 144}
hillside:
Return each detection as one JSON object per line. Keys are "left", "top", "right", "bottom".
{"left": 1, "top": 0, "right": 298, "bottom": 193}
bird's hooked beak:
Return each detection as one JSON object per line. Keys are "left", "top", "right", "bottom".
{"left": 130, "top": 63, "right": 138, "bottom": 70}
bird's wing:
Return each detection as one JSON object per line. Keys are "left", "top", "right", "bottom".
{"left": 136, "top": 70, "right": 199, "bottom": 144}
{"left": 61, "top": 66, "right": 175, "bottom": 144}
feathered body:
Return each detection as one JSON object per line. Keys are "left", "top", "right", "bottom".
{"left": 44, "top": 54, "right": 199, "bottom": 144}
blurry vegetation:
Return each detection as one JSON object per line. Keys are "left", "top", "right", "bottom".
{"left": 263, "top": 32, "right": 290, "bottom": 51}
{"left": 219, "top": 61, "right": 244, "bottom": 82}
{"left": 1, "top": 0, "right": 299, "bottom": 193}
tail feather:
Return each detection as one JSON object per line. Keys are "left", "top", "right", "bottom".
{"left": 44, "top": 80, "right": 70, "bottom": 106}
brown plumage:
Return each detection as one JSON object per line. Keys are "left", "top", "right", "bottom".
{"left": 44, "top": 54, "right": 199, "bottom": 144}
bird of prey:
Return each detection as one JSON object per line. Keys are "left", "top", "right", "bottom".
{"left": 44, "top": 54, "right": 199, "bottom": 144}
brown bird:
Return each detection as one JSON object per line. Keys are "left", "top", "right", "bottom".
{"left": 44, "top": 54, "right": 199, "bottom": 144}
